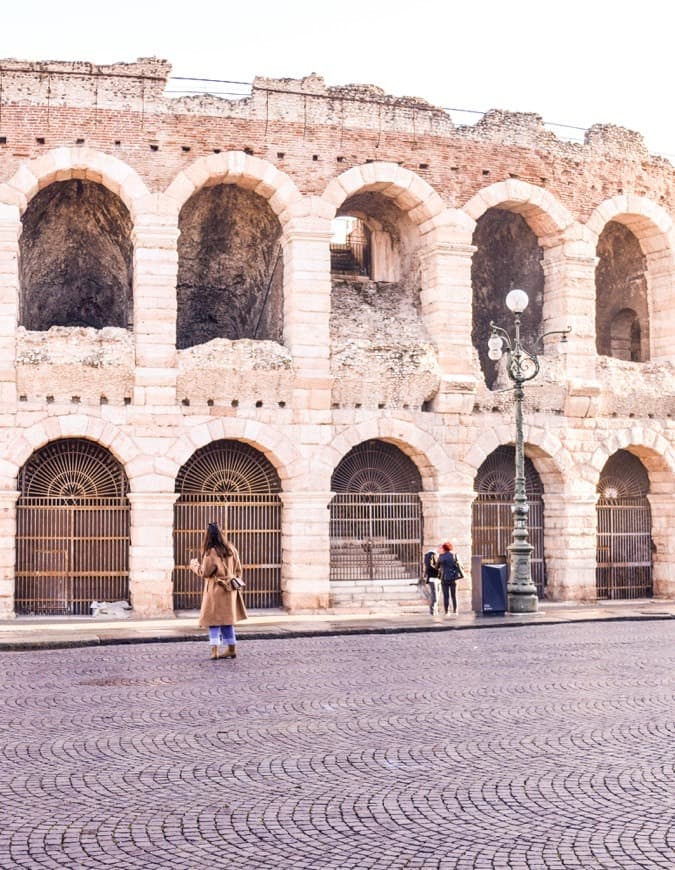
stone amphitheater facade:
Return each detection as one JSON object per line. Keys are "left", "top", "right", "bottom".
{"left": 0, "top": 57, "right": 673, "bottom": 618}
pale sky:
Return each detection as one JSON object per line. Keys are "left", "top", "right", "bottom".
{"left": 3, "top": 0, "right": 672, "bottom": 157}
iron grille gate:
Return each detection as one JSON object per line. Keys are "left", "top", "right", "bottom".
{"left": 173, "top": 495, "right": 282, "bottom": 610}
{"left": 329, "top": 493, "right": 422, "bottom": 581}
{"left": 472, "top": 495, "right": 546, "bottom": 597}
{"left": 596, "top": 499, "right": 652, "bottom": 599}
{"left": 15, "top": 497, "right": 130, "bottom": 615}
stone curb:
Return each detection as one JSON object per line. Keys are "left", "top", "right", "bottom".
{"left": 1, "top": 609, "right": 672, "bottom": 652}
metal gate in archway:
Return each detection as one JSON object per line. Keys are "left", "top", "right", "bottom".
{"left": 596, "top": 450, "right": 653, "bottom": 599}
{"left": 329, "top": 440, "right": 423, "bottom": 581}
{"left": 15, "top": 439, "right": 130, "bottom": 615}
{"left": 472, "top": 445, "right": 546, "bottom": 597}
{"left": 173, "top": 441, "right": 282, "bottom": 610}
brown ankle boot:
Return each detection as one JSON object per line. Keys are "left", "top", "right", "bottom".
{"left": 221, "top": 644, "right": 237, "bottom": 659}
{"left": 210, "top": 645, "right": 219, "bottom": 660}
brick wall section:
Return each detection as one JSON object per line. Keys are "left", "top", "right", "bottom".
{"left": 1, "top": 61, "right": 672, "bottom": 217}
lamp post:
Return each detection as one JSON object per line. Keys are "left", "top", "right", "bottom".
{"left": 487, "top": 289, "right": 570, "bottom": 613}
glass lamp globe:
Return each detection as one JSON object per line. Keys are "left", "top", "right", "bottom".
{"left": 487, "top": 333, "right": 503, "bottom": 360}
{"left": 505, "top": 289, "right": 529, "bottom": 314}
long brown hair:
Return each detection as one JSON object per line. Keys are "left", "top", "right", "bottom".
{"left": 201, "top": 522, "right": 233, "bottom": 559}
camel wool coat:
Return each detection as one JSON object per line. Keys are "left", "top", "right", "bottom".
{"left": 198, "top": 546, "right": 248, "bottom": 628}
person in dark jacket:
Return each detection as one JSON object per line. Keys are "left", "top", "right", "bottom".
{"left": 437, "top": 540, "right": 461, "bottom": 616}
{"left": 423, "top": 547, "right": 440, "bottom": 615}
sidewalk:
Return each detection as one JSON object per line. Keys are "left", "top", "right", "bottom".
{"left": 1, "top": 598, "right": 673, "bottom": 651}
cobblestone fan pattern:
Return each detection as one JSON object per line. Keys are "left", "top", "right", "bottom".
{"left": 0, "top": 623, "right": 673, "bottom": 869}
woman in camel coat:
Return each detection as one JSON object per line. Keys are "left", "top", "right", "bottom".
{"left": 194, "top": 522, "right": 247, "bottom": 660}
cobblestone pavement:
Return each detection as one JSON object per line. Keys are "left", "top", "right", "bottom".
{"left": 1, "top": 622, "right": 673, "bottom": 869}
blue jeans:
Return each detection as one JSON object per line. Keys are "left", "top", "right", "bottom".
{"left": 427, "top": 579, "right": 439, "bottom": 614}
{"left": 208, "top": 625, "right": 236, "bottom": 646}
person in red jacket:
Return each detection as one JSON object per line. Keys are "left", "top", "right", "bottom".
{"left": 437, "top": 541, "right": 462, "bottom": 616}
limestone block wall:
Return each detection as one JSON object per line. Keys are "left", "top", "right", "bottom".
{"left": 0, "top": 58, "right": 672, "bottom": 618}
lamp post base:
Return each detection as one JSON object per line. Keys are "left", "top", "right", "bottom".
{"left": 507, "top": 592, "right": 538, "bottom": 614}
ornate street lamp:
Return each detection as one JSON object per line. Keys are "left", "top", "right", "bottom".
{"left": 487, "top": 290, "right": 571, "bottom": 613}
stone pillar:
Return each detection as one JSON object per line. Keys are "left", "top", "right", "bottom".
{"left": 418, "top": 226, "right": 477, "bottom": 413}
{"left": 0, "top": 204, "right": 20, "bottom": 408}
{"left": 543, "top": 492, "right": 597, "bottom": 601}
{"left": 0, "top": 491, "right": 20, "bottom": 618}
{"left": 280, "top": 490, "right": 331, "bottom": 611}
{"left": 646, "top": 249, "right": 675, "bottom": 359}
{"left": 542, "top": 241, "right": 601, "bottom": 417}
{"left": 282, "top": 217, "right": 332, "bottom": 420}
{"left": 127, "top": 492, "right": 178, "bottom": 616}
{"left": 649, "top": 488, "right": 675, "bottom": 598}
{"left": 132, "top": 209, "right": 179, "bottom": 408}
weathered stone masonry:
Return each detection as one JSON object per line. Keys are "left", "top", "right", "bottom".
{"left": 0, "top": 57, "right": 673, "bottom": 617}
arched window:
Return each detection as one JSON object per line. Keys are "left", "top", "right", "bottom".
{"left": 16, "top": 439, "right": 130, "bottom": 614}
{"left": 596, "top": 450, "right": 652, "bottom": 599}
{"left": 595, "top": 221, "right": 649, "bottom": 361}
{"left": 609, "top": 308, "right": 642, "bottom": 362}
{"left": 472, "top": 445, "right": 546, "bottom": 597}
{"left": 20, "top": 180, "right": 133, "bottom": 331}
{"left": 471, "top": 208, "right": 544, "bottom": 390}
{"left": 329, "top": 440, "right": 423, "bottom": 604}
{"left": 330, "top": 216, "right": 371, "bottom": 276}
{"left": 173, "top": 440, "right": 282, "bottom": 609}
{"left": 177, "top": 185, "right": 284, "bottom": 348}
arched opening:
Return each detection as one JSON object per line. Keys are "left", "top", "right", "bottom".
{"left": 330, "top": 193, "right": 438, "bottom": 408}
{"left": 15, "top": 439, "right": 130, "bottom": 615}
{"left": 330, "top": 216, "right": 371, "bottom": 276}
{"left": 177, "top": 184, "right": 284, "bottom": 349}
{"left": 472, "top": 445, "right": 546, "bottom": 597}
{"left": 595, "top": 221, "right": 649, "bottom": 361}
{"left": 329, "top": 440, "right": 423, "bottom": 605}
{"left": 173, "top": 440, "right": 282, "bottom": 610}
{"left": 596, "top": 450, "right": 653, "bottom": 599}
{"left": 19, "top": 180, "right": 133, "bottom": 330}
{"left": 471, "top": 208, "right": 544, "bottom": 389}
{"left": 609, "top": 307, "right": 642, "bottom": 362}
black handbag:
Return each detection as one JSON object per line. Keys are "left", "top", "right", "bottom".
{"left": 230, "top": 576, "right": 245, "bottom": 590}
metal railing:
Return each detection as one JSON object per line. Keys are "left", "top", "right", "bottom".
{"left": 15, "top": 497, "right": 130, "bottom": 615}
{"left": 173, "top": 495, "right": 282, "bottom": 610}
{"left": 329, "top": 493, "right": 422, "bottom": 581}
{"left": 472, "top": 495, "right": 546, "bottom": 597}
{"left": 596, "top": 499, "right": 653, "bottom": 599}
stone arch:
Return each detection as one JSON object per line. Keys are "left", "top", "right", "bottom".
{"left": 464, "top": 181, "right": 575, "bottom": 390}
{"left": 586, "top": 196, "right": 675, "bottom": 361}
{"left": 324, "top": 165, "right": 446, "bottom": 409}
{"left": 462, "top": 423, "right": 571, "bottom": 494}
{"left": 589, "top": 430, "right": 675, "bottom": 600}
{"left": 14, "top": 436, "right": 133, "bottom": 615}
{"left": 165, "top": 418, "right": 305, "bottom": 490}
{"left": 164, "top": 152, "right": 304, "bottom": 229}
{"left": 168, "top": 154, "right": 301, "bottom": 348}
{"left": 463, "top": 179, "right": 574, "bottom": 239}
{"left": 322, "top": 162, "right": 445, "bottom": 228}
{"left": 585, "top": 196, "right": 673, "bottom": 248}
{"left": 3, "top": 415, "right": 141, "bottom": 489}
{"left": 326, "top": 418, "right": 452, "bottom": 493}
{"left": 3, "top": 147, "right": 149, "bottom": 220}
{"left": 589, "top": 428, "right": 675, "bottom": 490}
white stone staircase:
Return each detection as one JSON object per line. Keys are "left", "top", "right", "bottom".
{"left": 329, "top": 541, "right": 423, "bottom": 612}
